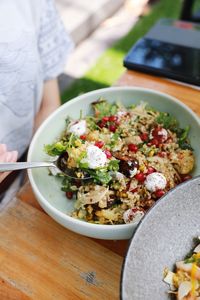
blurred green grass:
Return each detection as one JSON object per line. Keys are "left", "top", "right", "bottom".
{"left": 61, "top": 0, "right": 197, "bottom": 103}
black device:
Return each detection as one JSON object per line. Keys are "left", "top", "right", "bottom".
{"left": 123, "top": 19, "right": 200, "bottom": 86}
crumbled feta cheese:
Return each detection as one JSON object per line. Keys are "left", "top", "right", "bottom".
{"left": 123, "top": 208, "right": 144, "bottom": 224}
{"left": 117, "top": 111, "right": 127, "bottom": 118}
{"left": 158, "top": 128, "right": 168, "bottom": 141}
{"left": 82, "top": 145, "right": 107, "bottom": 169}
{"left": 69, "top": 120, "right": 86, "bottom": 136}
{"left": 149, "top": 128, "right": 168, "bottom": 141}
{"left": 115, "top": 171, "right": 125, "bottom": 181}
{"left": 145, "top": 172, "right": 167, "bottom": 192}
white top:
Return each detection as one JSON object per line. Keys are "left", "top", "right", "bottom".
{"left": 0, "top": 0, "right": 73, "bottom": 157}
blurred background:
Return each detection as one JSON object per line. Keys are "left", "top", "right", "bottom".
{"left": 55, "top": 0, "right": 200, "bottom": 102}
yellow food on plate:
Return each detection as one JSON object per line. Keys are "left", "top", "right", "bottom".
{"left": 163, "top": 239, "right": 200, "bottom": 300}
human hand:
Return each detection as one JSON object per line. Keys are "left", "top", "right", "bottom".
{"left": 0, "top": 144, "right": 18, "bottom": 183}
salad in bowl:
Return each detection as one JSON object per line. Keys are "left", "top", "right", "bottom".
{"left": 44, "top": 99, "right": 195, "bottom": 225}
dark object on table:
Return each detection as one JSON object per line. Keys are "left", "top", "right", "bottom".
{"left": 123, "top": 19, "right": 200, "bottom": 86}
{"left": 181, "top": 0, "right": 200, "bottom": 23}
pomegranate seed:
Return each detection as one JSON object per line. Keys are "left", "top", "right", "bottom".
{"left": 109, "top": 115, "right": 118, "bottom": 122}
{"left": 135, "top": 172, "right": 146, "bottom": 182}
{"left": 104, "top": 149, "right": 112, "bottom": 159}
{"left": 95, "top": 141, "right": 104, "bottom": 148}
{"left": 181, "top": 175, "right": 192, "bottom": 182}
{"left": 147, "top": 167, "right": 156, "bottom": 175}
{"left": 66, "top": 191, "right": 73, "bottom": 199}
{"left": 128, "top": 144, "right": 138, "bottom": 153}
{"left": 152, "top": 127, "right": 160, "bottom": 137}
{"left": 102, "top": 116, "right": 109, "bottom": 122}
{"left": 131, "top": 207, "right": 143, "bottom": 214}
{"left": 80, "top": 135, "right": 86, "bottom": 140}
{"left": 109, "top": 125, "right": 116, "bottom": 132}
{"left": 155, "top": 189, "right": 165, "bottom": 198}
{"left": 158, "top": 151, "right": 166, "bottom": 158}
{"left": 98, "top": 122, "right": 105, "bottom": 128}
{"left": 140, "top": 133, "right": 148, "bottom": 142}
{"left": 130, "top": 188, "right": 138, "bottom": 193}
{"left": 150, "top": 138, "right": 159, "bottom": 146}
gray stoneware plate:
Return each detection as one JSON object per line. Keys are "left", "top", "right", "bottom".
{"left": 121, "top": 176, "right": 200, "bottom": 300}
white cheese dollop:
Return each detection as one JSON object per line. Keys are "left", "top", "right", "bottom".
{"left": 69, "top": 120, "right": 86, "bottom": 136}
{"left": 158, "top": 128, "right": 168, "bottom": 141}
{"left": 82, "top": 145, "right": 107, "bottom": 169}
{"left": 145, "top": 172, "right": 167, "bottom": 192}
{"left": 123, "top": 208, "right": 144, "bottom": 224}
{"left": 149, "top": 128, "right": 168, "bottom": 141}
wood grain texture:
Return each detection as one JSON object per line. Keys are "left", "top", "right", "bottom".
{"left": 0, "top": 200, "right": 123, "bottom": 300}
{"left": 17, "top": 181, "right": 44, "bottom": 212}
{"left": 18, "top": 181, "right": 130, "bottom": 256}
{"left": 116, "top": 70, "right": 200, "bottom": 116}
{"left": 0, "top": 278, "right": 31, "bottom": 300}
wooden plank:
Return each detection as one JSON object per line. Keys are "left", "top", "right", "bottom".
{"left": 17, "top": 181, "right": 43, "bottom": 212}
{"left": 0, "top": 278, "right": 31, "bottom": 300}
{"left": 93, "top": 239, "right": 129, "bottom": 257}
{"left": 17, "top": 182, "right": 130, "bottom": 256}
{"left": 116, "top": 70, "right": 200, "bottom": 116}
{"left": 0, "top": 199, "right": 123, "bottom": 300}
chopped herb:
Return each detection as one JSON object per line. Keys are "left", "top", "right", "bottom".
{"left": 87, "top": 169, "right": 112, "bottom": 185}
{"left": 156, "top": 112, "right": 178, "bottom": 130}
{"left": 179, "top": 126, "right": 190, "bottom": 142}
{"left": 78, "top": 162, "right": 89, "bottom": 169}
{"left": 44, "top": 141, "right": 67, "bottom": 156}
{"left": 61, "top": 177, "right": 73, "bottom": 192}
{"left": 109, "top": 133, "right": 120, "bottom": 149}
{"left": 67, "top": 133, "right": 76, "bottom": 149}
{"left": 179, "top": 141, "right": 193, "bottom": 150}
{"left": 184, "top": 256, "right": 196, "bottom": 264}
{"left": 108, "top": 159, "right": 119, "bottom": 171}
{"left": 129, "top": 104, "right": 136, "bottom": 109}
{"left": 91, "top": 99, "right": 117, "bottom": 118}
{"left": 65, "top": 116, "right": 71, "bottom": 126}
{"left": 86, "top": 116, "right": 100, "bottom": 130}
{"left": 145, "top": 105, "right": 158, "bottom": 112}
{"left": 176, "top": 126, "right": 193, "bottom": 150}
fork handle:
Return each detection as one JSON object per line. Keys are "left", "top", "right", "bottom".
{"left": 0, "top": 162, "right": 54, "bottom": 172}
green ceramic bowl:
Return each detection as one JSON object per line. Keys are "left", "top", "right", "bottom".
{"left": 28, "top": 87, "right": 200, "bottom": 240}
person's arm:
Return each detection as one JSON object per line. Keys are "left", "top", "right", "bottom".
{"left": 0, "top": 144, "right": 18, "bottom": 183}
{"left": 34, "top": 78, "right": 61, "bottom": 132}
{"left": 0, "top": 79, "right": 60, "bottom": 184}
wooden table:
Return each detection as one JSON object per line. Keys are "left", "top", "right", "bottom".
{"left": 1, "top": 70, "right": 199, "bottom": 300}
